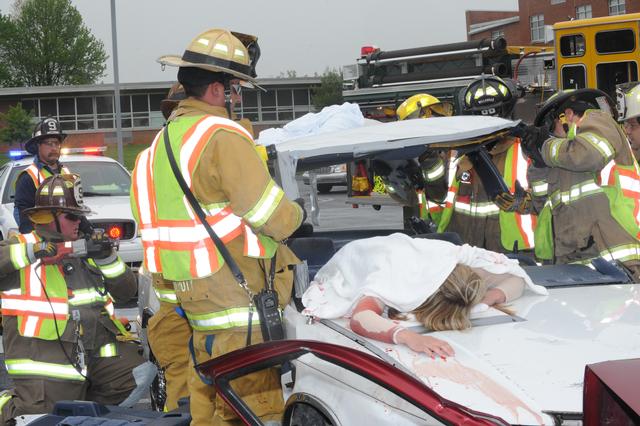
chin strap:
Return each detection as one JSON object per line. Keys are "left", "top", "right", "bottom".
{"left": 223, "top": 79, "right": 233, "bottom": 118}
{"left": 54, "top": 215, "right": 62, "bottom": 234}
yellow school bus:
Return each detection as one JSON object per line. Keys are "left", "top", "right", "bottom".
{"left": 554, "top": 13, "right": 640, "bottom": 96}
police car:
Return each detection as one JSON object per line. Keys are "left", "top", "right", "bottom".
{"left": 0, "top": 148, "right": 142, "bottom": 266}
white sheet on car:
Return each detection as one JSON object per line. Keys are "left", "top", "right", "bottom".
{"left": 272, "top": 115, "right": 517, "bottom": 160}
{"left": 302, "top": 233, "right": 548, "bottom": 319}
{"left": 257, "top": 102, "right": 366, "bottom": 146}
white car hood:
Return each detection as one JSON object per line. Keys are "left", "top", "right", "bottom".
{"left": 291, "top": 283, "right": 640, "bottom": 425}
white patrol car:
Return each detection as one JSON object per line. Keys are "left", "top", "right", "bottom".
{"left": 0, "top": 148, "right": 142, "bottom": 266}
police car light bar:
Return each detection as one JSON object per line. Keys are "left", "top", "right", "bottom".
{"left": 60, "top": 147, "right": 107, "bottom": 155}
{"left": 8, "top": 150, "right": 32, "bottom": 159}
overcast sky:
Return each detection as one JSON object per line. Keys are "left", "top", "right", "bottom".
{"left": 1, "top": 0, "right": 518, "bottom": 83}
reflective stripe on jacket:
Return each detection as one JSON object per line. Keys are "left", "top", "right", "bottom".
{"left": 437, "top": 141, "right": 535, "bottom": 250}
{"left": 131, "top": 115, "right": 279, "bottom": 282}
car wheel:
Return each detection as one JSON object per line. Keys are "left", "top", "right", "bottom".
{"left": 287, "top": 402, "right": 334, "bottom": 426}
{"left": 317, "top": 184, "right": 333, "bottom": 194}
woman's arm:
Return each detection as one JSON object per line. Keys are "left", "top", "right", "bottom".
{"left": 350, "top": 296, "right": 454, "bottom": 358}
{"left": 472, "top": 268, "right": 525, "bottom": 305}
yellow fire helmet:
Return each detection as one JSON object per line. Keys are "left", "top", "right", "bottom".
{"left": 396, "top": 93, "right": 454, "bottom": 121}
{"left": 158, "top": 29, "right": 258, "bottom": 86}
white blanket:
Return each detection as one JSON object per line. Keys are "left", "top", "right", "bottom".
{"left": 302, "top": 233, "right": 548, "bottom": 319}
{"left": 256, "top": 102, "right": 365, "bottom": 146}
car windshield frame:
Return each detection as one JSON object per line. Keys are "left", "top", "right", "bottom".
{"left": 2, "top": 160, "right": 131, "bottom": 203}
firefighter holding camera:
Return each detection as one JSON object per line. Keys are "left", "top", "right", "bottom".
{"left": 0, "top": 174, "right": 149, "bottom": 424}
{"left": 131, "top": 28, "right": 303, "bottom": 425}
{"left": 505, "top": 89, "right": 640, "bottom": 277}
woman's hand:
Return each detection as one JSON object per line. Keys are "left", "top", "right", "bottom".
{"left": 396, "top": 329, "right": 455, "bottom": 358}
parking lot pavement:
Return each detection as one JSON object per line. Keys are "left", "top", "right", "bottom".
{"left": 297, "top": 180, "right": 404, "bottom": 232}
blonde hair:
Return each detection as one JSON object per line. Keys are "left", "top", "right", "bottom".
{"left": 411, "top": 264, "right": 484, "bottom": 331}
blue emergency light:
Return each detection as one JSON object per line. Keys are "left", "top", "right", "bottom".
{"left": 8, "top": 150, "right": 31, "bottom": 159}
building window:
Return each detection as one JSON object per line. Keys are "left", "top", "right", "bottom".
{"left": 576, "top": 5, "right": 592, "bottom": 20}
{"left": 551, "top": 0, "right": 565, "bottom": 4}
{"left": 491, "top": 30, "right": 504, "bottom": 40}
{"left": 530, "top": 14, "right": 545, "bottom": 42}
{"left": 609, "top": 0, "right": 625, "bottom": 15}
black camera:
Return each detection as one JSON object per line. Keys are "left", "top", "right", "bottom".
{"left": 253, "top": 289, "right": 284, "bottom": 341}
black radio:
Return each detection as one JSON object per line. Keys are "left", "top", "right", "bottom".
{"left": 253, "top": 289, "right": 284, "bottom": 341}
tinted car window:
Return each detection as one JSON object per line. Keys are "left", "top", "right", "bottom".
{"left": 2, "top": 161, "right": 131, "bottom": 203}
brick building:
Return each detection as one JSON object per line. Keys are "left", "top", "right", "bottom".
{"left": 0, "top": 78, "right": 320, "bottom": 151}
{"left": 467, "top": 0, "right": 640, "bottom": 44}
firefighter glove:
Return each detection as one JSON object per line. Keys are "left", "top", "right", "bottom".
{"left": 294, "top": 198, "right": 308, "bottom": 223}
{"left": 494, "top": 181, "right": 532, "bottom": 214}
{"left": 29, "top": 241, "right": 58, "bottom": 261}
{"left": 521, "top": 125, "right": 548, "bottom": 168}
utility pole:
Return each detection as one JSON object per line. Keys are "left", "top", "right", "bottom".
{"left": 110, "top": 0, "right": 124, "bottom": 165}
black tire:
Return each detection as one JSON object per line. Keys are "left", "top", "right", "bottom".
{"left": 317, "top": 184, "right": 333, "bottom": 194}
{"left": 287, "top": 403, "right": 334, "bottom": 426}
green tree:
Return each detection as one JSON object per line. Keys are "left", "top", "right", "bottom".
{"left": 0, "top": 103, "right": 34, "bottom": 146}
{"left": 311, "top": 69, "right": 343, "bottom": 110}
{"left": 0, "top": 14, "right": 12, "bottom": 86}
{"left": 0, "top": 0, "right": 107, "bottom": 87}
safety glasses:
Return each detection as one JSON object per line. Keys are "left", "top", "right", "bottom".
{"left": 64, "top": 213, "right": 82, "bottom": 222}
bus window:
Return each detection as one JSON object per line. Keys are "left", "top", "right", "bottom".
{"left": 597, "top": 61, "right": 638, "bottom": 96}
{"left": 560, "top": 34, "right": 585, "bottom": 57}
{"left": 596, "top": 29, "right": 635, "bottom": 54}
{"left": 562, "top": 64, "right": 586, "bottom": 90}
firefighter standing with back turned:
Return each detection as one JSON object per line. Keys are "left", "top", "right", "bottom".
{"left": 145, "top": 76, "right": 261, "bottom": 413}
{"left": 131, "top": 28, "right": 303, "bottom": 425}
{"left": 0, "top": 174, "right": 149, "bottom": 424}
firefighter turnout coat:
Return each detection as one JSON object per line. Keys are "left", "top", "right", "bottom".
{"left": 534, "top": 109, "right": 640, "bottom": 277}
{"left": 131, "top": 99, "right": 302, "bottom": 425}
{"left": 422, "top": 137, "right": 535, "bottom": 253}
{"left": 0, "top": 228, "right": 142, "bottom": 423}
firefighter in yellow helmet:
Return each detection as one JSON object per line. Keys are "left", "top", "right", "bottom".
{"left": 0, "top": 174, "right": 149, "bottom": 423}
{"left": 131, "top": 29, "right": 303, "bottom": 425}
{"left": 423, "top": 76, "right": 536, "bottom": 254}
{"left": 145, "top": 78, "right": 267, "bottom": 413}
{"left": 395, "top": 94, "right": 453, "bottom": 228}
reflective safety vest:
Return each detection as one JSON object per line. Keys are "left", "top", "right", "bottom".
{"left": 1, "top": 233, "right": 69, "bottom": 340}
{"left": 599, "top": 159, "right": 640, "bottom": 239}
{"left": 1, "top": 233, "right": 129, "bottom": 340}
{"left": 436, "top": 141, "right": 535, "bottom": 251}
{"left": 131, "top": 115, "right": 279, "bottom": 282}
{"left": 21, "top": 163, "right": 71, "bottom": 187}
{"left": 418, "top": 158, "right": 446, "bottom": 224}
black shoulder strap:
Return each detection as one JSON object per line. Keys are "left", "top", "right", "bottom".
{"left": 162, "top": 125, "right": 248, "bottom": 288}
